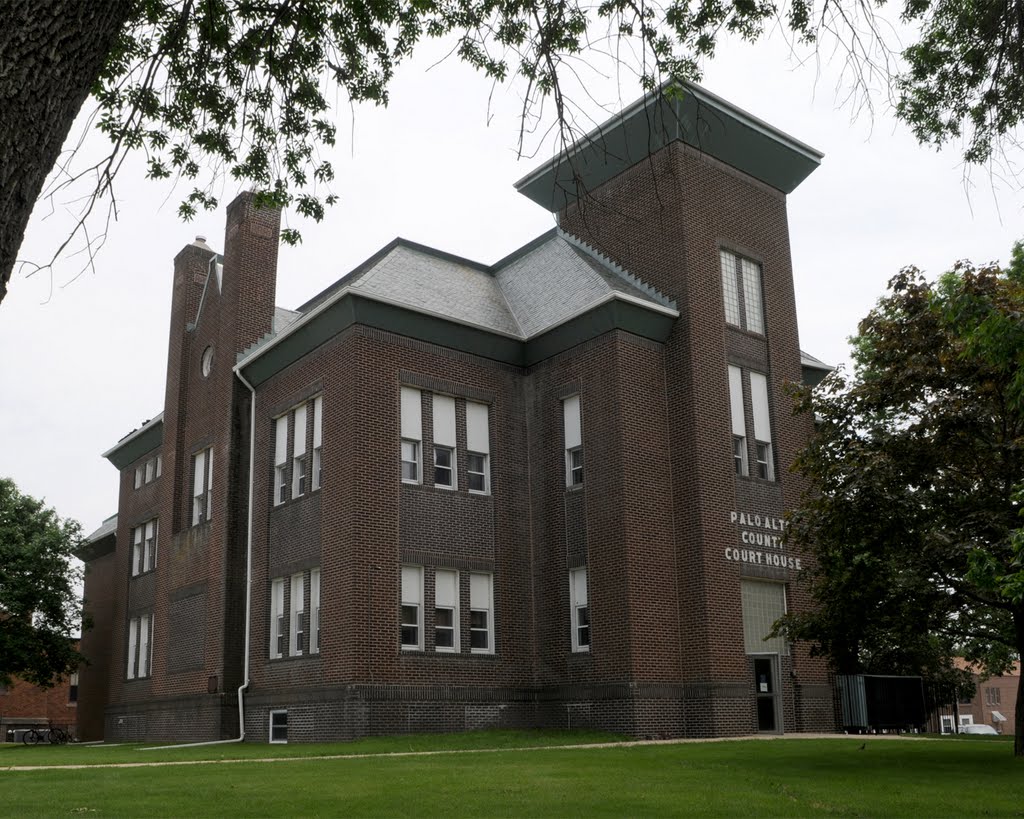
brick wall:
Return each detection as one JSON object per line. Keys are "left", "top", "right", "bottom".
{"left": 88, "top": 138, "right": 836, "bottom": 742}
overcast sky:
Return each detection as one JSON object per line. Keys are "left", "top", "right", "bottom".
{"left": 2, "top": 26, "right": 1022, "bottom": 538}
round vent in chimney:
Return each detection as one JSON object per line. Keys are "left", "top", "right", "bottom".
{"left": 195, "top": 234, "right": 208, "bottom": 244}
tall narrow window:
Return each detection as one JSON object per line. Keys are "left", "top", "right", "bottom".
{"left": 138, "top": 614, "right": 152, "bottom": 677}
{"left": 469, "top": 572, "right": 494, "bottom": 654}
{"left": 312, "top": 395, "right": 323, "bottom": 491}
{"left": 310, "top": 568, "right": 321, "bottom": 654}
{"left": 130, "top": 519, "right": 158, "bottom": 576}
{"left": 721, "top": 249, "right": 765, "bottom": 334}
{"left": 433, "top": 394, "right": 456, "bottom": 489}
{"left": 290, "top": 573, "right": 305, "bottom": 656}
{"left": 466, "top": 402, "right": 490, "bottom": 494}
{"left": 400, "top": 387, "right": 422, "bottom": 483}
{"left": 145, "top": 520, "right": 157, "bottom": 572}
{"left": 145, "top": 458, "right": 155, "bottom": 483}
{"left": 563, "top": 395, "right": 583, "bottom": 487}
{"left": 728, "top": 366, "right": 747, "bottom": 476}
{"left": 134, "top": 466, "right": 143, "bottom": 489}
{"left": 132, "top": 526, "right": 144, "bottom": 576}
{"left": 192, "top": 448, "right": 213, "bottom": 526}
{"left": 720, "top": 250, "right": 742, "bottom": 327}
{"left": 127, "top": 617, "right": 138, "bottom": 679}
{"left": 270, "top": 578, "right": 285, "bottom": 659}
{"left": 274, "top": 415, "right": 288, "bottom": 505}
{"left": 750, "top": 372, "right": 774, "bottom": 480}
{"left": 155, "top": 454, "right": 162, "bottom": 478}
{"left": 434, "top": 570, "right": 460, "bottom": 652}
{"left": 741, "top": 258, "right": 764, "bottom": 334}
{"left": 400, "top": 565, "right": 423, "bottom": 650}
{"left": 127, "top": 614, "right": 153, "bottom": 679}
{"left": 292, "top": 405, "right": 307, "bottom": 498}
{"left": 570, "top": 568, "right": 590, "bottom": 652}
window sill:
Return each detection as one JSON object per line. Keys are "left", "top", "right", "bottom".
{"left": 130, "top": 569, "right": 157, "bottom": 579}
{"left": 564, "top": 483, "right": 584, "bottom": 494}
{"left": 268, "top": 653, "right": 320, "bottom": 663}
{"left": 725, "top": 324, "right": 767, "bottom": 341}
{"left": 270, "top": 490, "right": 321, "bottom": 510}
{"left": 735, "top": 474, "right": 777, "bottom": 485}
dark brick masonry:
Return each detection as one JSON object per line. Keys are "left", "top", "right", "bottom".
{"left": 84, "top": 93, "right": 835, "bottom": 743}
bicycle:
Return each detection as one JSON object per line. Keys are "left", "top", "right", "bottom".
{"left": 47, "top": 726, "right": 71, "bottom": 744}
{"left": 21, "top": 727, "right": 46, "bottom": 746}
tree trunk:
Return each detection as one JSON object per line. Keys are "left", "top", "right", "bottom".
{"left": 1015, "top": 609, "right": 1024, "bottom": 757}
{"left": 0, "top": 0, "right": 135, "bottom": 307}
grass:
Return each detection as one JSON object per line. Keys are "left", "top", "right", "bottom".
{"left": 2, "top": 731, "right": 1022, "bottom": 817}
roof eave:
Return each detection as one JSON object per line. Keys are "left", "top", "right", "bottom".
{"left": 515, "top": 78, "right": 823, "bottom": 211}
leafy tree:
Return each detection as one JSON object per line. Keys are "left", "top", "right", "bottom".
{"left": 0, "top": 478, "right": 84, "bottom": 689}
{"left": 780, "top": 245, "right": 1024, "bottom": 756}
{"left": 3, "top": 0, "right": 1023, "bottom": 305}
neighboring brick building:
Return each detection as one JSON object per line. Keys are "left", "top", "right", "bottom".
{"left": 0, "top": 661, "right": 78, "bottom": 742}
{"left": 935, "top": 662, "right": 1020, "bottom": 735}
{"left": 80, "top": 81, "right": 836, "bottom": 743}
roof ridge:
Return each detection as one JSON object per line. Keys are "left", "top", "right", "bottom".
{"left": 557, "top": 229, "right": 677, "bottom": 310}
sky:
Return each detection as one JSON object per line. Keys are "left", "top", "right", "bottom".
{"left": 2, "top": 24, "right": 1022, "bottom": 539}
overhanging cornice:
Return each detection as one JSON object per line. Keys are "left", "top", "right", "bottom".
{"left": 102, "top": 415, "right": 163, "bottom": 469}
{"left": 515, "top": 79, "right": 823, "bottom": 211}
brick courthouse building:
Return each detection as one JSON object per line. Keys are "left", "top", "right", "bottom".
{"left": 77, "top": 82, "right": 836, "bottom": 743}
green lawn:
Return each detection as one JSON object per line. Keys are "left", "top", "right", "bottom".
{"left": 2, "top": 732, "right": 1021, "bottom": 817}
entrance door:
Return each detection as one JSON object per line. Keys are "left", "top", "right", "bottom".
{"left": 753, "top": 655, "right": 780, "bottom": 732}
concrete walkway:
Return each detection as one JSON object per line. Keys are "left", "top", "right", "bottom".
{"left": 0, "top": 732, "right": 925, "bottom": 773}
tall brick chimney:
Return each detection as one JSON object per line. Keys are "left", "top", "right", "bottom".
{"left": 218, "top": 191, "right": 281, "bottom": 358}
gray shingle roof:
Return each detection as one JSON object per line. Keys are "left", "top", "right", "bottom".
{"left": 85, "top": 514, "right": 117, "bottom": 544}
{"left": 307, "top": 230, "right": 675, "bottom": 342}
{"left": 350, "top": 244, "right": 522, "bottom": 337}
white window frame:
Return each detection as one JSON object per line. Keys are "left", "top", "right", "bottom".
{"left": 570, "top": 568, "right": 590, "bottom": 653}
{"left": 433, "top": 445, "right": 455, "bottom": 489}
{"left": 192, "top": 447, "right": 213, "bottom": 526}
{"left": 467, "top": 452, "right": 489, "bottom": 494}
{"left": 273, "top": 415, "right": 288, "bottom": 505}
{"left": 126, "top": 614, "right": 153, "bottom": 679}
{"left": 721, "top": 249, "right": 765, "bottom": 334}
{"left": 466, "top": 402, "right": 490, "bottom": 494}
{"left": 728, "top": 365, "right": 748, "bottom": 477}
{"left": 312, "top": 395, "right": 323, "bottom": 491}
{"left": 563, "top": 395, "right": 583, "bottom": 488}
{"left": 434, "top": 569, "right": 460, "bottom": 653}
{"left": 310, "top": 568, "right": 321, "bottom": 654}
{"left": 469, "top": 572, "right": 494, "bottom": 654}
{"left": 400, "top": 387, "right": 422, "bottom": 484}
{"left": 155, "top": 454, "right": 162, "bottom": 478}
{"left": 401, "top": 439, "right": 420, "bottom": 483}
{"left": 134, "top": 465, "right": 143, "bottom": 489}
{"left": 132, "top": 519, "right": 158, "bottom": 576}
{"left": 290, "top": 573, "right": 305, "bottom": 656}
{"left": 270, "top": 578, "right": 285, "bottom": 659}
{"left": 432, "top": 394, "right": 457, "bottom": 489}
{"left": 269, "top": 710, "right": 288, "bottom": 744}
{"left": 400, "top": 565, "right": 423, "bottom": 650}
{"left": 292, "top": 404, "right": 307, "bottom": 498}
{"left": 750, "top": 371, "right": 774, "bottom": 481}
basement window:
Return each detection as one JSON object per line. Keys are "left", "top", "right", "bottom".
{"left": 269, "top": 710, "right": 288, "bottom": 743}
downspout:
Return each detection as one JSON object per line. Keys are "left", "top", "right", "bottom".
{"left": 142, "top": 367, "right": 257, "bottom": 751}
